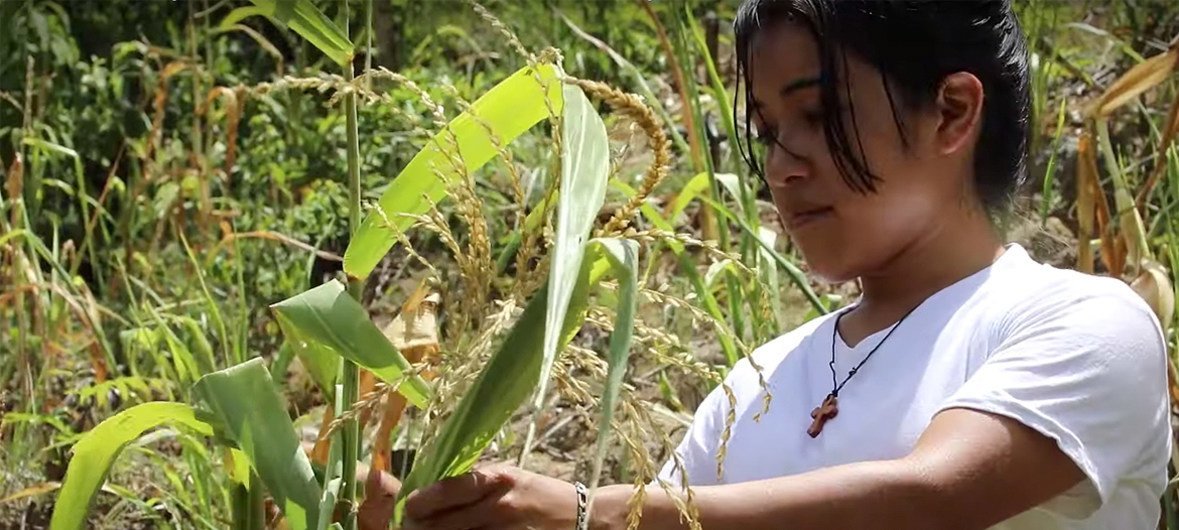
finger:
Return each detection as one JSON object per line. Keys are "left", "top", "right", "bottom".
{"left": 405, "top": 468, "right": 511, "bottom": 521}
{"left": 410, "top": 490, "right": 509, "bottom": 530}
{"left": 363, "top": 465, "right": 402, "bottom": 498}
{"left": 358, "top": 467, "right": 401, "bottom": 530}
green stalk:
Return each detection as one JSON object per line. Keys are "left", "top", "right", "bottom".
{"left": 336, "top": 2, "right": 364, "bottom": 528}
{"left": 670, "top": 5, "right": 747, "bottom": 345}
{"left": 1096, "top": 119, "right": 1152, "bottom": 269}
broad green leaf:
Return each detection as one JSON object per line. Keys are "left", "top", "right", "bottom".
{"left": 235, "top": 0, "right": 353, "bottom": 65}
{"left": 193, "top": 359, "right": 321, "bottom": 530}
{"left": 50, "top": 402, "right": 215, "bottom": 530}
{"left": 536, "top": 83, "right": 610, "bottom": 405}
{"left": 396, "top": 253, "right": 612, "bottom": 521}
{"left": 587, "top": 238, "right": 639, "bottom": 491}
{"left": 344, "top": 63, "right": 564, "bottom": 279}
{"left": 271, "top": 281, "right": 430, "bottom": 407}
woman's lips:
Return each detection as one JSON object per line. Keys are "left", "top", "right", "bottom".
{"left": 785, "top": 207, "right": 835, "bottom": 230}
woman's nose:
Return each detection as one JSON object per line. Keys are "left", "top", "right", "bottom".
{"left": 764, "top": 138, "right": 808, "bottom": 188}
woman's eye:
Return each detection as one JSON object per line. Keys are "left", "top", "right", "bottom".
{"left": 755, "top": 127, "right": 778, "bottom": 146}
{"left": 802, "top": 108, "right": 824, "bottom": 126}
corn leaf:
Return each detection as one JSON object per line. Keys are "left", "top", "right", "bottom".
{"left": 50, "top": 402, "right": 216, "bottom": 530}
{"left": 536, "top": 82, "right": 611, "bottom": 407}
{"left": 395, "top": 254, "right": 613, "bottom": 521}
{"left": 1089, "top": 46, "right": 1178, "bottom": 118}
{"left": 193, "top": 359, "right": 322, "bottom": 530}
{"left": 230, "top": 0, "right": 353, "bottom": 66}
{"left": 270, "top": 280, "right": 430, "bottom": 408}
{"left": 344, "top": 63, "right": 563, "bottom": 280}
{"left": 587, "top": 238, "right": 639, "bottom": 492}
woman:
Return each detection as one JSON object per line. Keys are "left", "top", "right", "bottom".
{"left": 361, "top": 0, "right": 1172, "bottom": 528}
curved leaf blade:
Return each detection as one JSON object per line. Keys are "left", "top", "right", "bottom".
{"left": 194, "top": 359, "right": 321, "bottom": 530}
{"left": 50, "top": 402, "right": 215, "bottom": 530}
{"left": 271, "top": 281, "right": 431, "bottom": 407}
{"left": 587, "top": 238, "right": 639, "bottom": 491}
{"left": 242, "top": 0, "right": 353, "bottom": 65}
{"left": 536, "top": 82, "right": 610, "bottom": 403}
{"left": 343, "top": 63, "right": 564, "bottom": 280}
{"left": 396, "top": 253, "right": 614, "bottom": 521}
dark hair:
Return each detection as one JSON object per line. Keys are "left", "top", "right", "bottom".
{"left": 734, "top": 0, "right": 1031, "bottom": 211}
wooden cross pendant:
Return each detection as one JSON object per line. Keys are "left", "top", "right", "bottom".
{"left": 808, "top": 393, "right": 839, "bottom": 438}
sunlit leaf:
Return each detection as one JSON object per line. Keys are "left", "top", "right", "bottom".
{"left": 271, "top": 281, "right": 431, "bottom": 407}
{"left": 194, "top": 359, "right": 322, "bottom": 530}
{"left": 50, "top": 403, "right": 215, "bottom": 530}
{"left": 224, "top": 0, "right": 352, "bottom": 65}
{"left": 344, "top": 63, "right": 564, "bottom": 280}
{"left": 536, "top": 82, "right": 611, "bottom": 407}
{"left": 395, "top": 253, "right": 612, "bottom": 521}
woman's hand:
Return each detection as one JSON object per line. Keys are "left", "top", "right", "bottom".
{"left": 402, "top": 463, "right": 581, "bottom": 530}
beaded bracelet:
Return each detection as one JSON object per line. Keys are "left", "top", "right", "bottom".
{"left": 574, "top": 481, "right": 589, "bottom": 530}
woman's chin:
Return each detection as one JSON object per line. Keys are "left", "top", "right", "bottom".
{"left": 796, "top": 252, "right": 859, "bottom": 285}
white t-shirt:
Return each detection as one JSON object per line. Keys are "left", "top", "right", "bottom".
{"left": 657, "top": 244, "right": 1171, "bottom": 529}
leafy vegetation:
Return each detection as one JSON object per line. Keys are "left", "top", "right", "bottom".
{"left": 2, "top": 0, "right": 1179, "bottom": 528}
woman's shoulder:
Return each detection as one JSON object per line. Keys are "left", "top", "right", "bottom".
{"left": 995, "top": 249, "right": 1162, "bottom": 333}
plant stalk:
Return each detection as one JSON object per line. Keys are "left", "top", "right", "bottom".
{"left": 335, "top": 3, "right": 364, "bottom": 528}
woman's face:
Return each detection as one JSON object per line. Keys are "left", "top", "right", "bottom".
{"left": 749, "top": 22, "right": 978, "bottom": 283}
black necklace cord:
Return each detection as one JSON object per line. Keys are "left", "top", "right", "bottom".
{"left": 828, "top": 303, "right": 921, "bottom": 398}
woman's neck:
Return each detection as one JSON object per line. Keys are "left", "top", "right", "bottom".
{"left": 842, "top": 206, "right": 1004, "bottom": 344}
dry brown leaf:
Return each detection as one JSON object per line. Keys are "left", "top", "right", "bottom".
{"left": 1130, "top": 259, "right": 1175, "bottom": 332}
{"left": 370, "top": 290, "right": 442, "bottom": 475}
{"left": 1077, "top": 131, "right": 1098, "bottom": 273}
{"left": 357, "top": 370, "right": 377, "bottom": 428}
{"left": 0, "top": 482, "right": 60, "bottom": 504}
{"left": 309, "top": 406, "right": 335, "bottom": 466}
{"left": 384, "top": 293, "right": 441, "bottom": 354}
{"left": 1092, "top": 172, "right": 1123, "bottom": 277}
{"left": 1089, "top": 47, "right": 1179, "bottom": 118}
{"left": 5, "top": 153, "right": 22, "bottom": 204}
{"left": 199, "top": 86, "right": 243, "bottom": 179}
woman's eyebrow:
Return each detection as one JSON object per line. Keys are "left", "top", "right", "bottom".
{"left": 750, "top": 76, "right": 821, "bottom": 110}
{"left": 781, "top": 76, "right": 821, "bottom": 98}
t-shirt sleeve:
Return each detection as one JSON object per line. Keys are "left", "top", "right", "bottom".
{"left": 655, "top": 374, "right": 732, "bottom": 490}
{"left": 937, "top": 288, "right": 1171, "bottom": 519}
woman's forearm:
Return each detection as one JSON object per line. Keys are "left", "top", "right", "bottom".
{"left": 594, "top": 458, "right": 956, "bottom": 530}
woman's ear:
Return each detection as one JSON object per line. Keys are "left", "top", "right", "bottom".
{"left": 934, "top": 72, "right": 985, "bottom": 156}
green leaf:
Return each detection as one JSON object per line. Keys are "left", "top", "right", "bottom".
{"left": 50, "top": 403, "right": 215, "bottom": 530}
{"left": 587, "top": 238, "right": 639, "bottom": 491}
{"left": 235, "top": 0, "right": 353, "bottom": 65}
{"left": 220, "top": 6, "right": 268, "bottom": 28}
{"left": 536, "top": 82, "right": 611, "bottom": 405}
{"left": 344, "top": 63, "right": 564, "bottom": 279}
{"left": 669, "top": 172, "right": 712, "bottom": 223}
{"left": 270, "top": 280, "right": 430, "bottom": 407}
{"left": 193, "top": 359, "right": 322, "bottom": 530}
{"left": 396, "top": 253, "right": 613, "bottom": 521}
